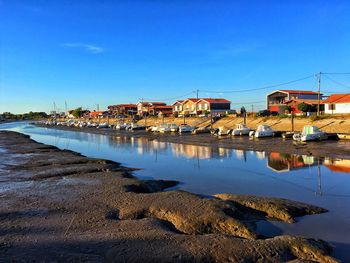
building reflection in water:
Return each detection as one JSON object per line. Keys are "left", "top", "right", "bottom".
{"left": 324, "top": 158, "right": 350, "bottom": 173}
{"left": 267, "top": 152, "right": 317, "bottom": 173}
{"left": 171, "top": 144, "right": 232, "bottom": 160}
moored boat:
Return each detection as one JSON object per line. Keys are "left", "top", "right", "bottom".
{"left": 232, "top": 123, "right": 250, "bottom": 136}
{"left": 293, "top": 125, "right": 328, "bottom": 142}
{"left": 250, "top": 124, "right": 275, "bottom": 138}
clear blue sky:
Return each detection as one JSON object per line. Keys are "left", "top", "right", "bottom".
{"left": 1, "top": 0, "right": 350, "bottom": 113}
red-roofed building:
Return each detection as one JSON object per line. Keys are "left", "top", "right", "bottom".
{"left": 108, "top": 104, "right": 137, "bottom": 116}
{"left": 137, "top": 101, "right": 167, "bottom": 116}
{"left": 196, "top": 98, "right": 231, "bottom": 115}
{"left": 175, "top": 98, "right": 231, "bottom": 116}
{"left": 172, "top": 100, "right": 184, "bottom": 115}
{"left": 267, "top": 90, "right": 321, "bottom": 114}
{"left": 149, "top": 105, "right": 174, "bottom": 116}
{"left": 90, "top": 111, "right": 109, "bottom": 119}
{"left": 323, "top": 94, "right": 350, "bottom": 114}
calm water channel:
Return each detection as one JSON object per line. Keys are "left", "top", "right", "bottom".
{"left": 1, "top": 122, "right": 350, "bottom": 260}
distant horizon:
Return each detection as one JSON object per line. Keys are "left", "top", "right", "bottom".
{"left": 1, "top": 1, "right": 350, "bottom": 114}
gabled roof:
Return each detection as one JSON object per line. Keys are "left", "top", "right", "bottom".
{"left": 199, "top": 98, "right": 231, "bottom": 103}
{"left": 268, "top": 90, "right": 320, "bottom": 96}
{"left": 323, "top": 94, "right": 350, "bottom": 104}
{"left": 172, "top": 100, "right": 184, "bottom": 105}
{"left": 183, "top": 98, "right": 200, "bottom": 103}
{"left": 138, "top": 101, "right": 166, "bottom": 106}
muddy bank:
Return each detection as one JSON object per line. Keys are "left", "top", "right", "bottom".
{"left": 0, "top": 131, "right": 339, "bottom": 262}
{"left": 39, "top": 124, "right": 350, "bottom": 159}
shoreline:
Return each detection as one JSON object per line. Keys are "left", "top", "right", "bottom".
{"left": 38, "top": 124, "right": 350, "bottom": 159}
{"left": 0, "top": 130, "right": 339, "bottom": 262}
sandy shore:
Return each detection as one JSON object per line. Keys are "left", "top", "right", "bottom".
{"left": 39, "top": 124, "right": 350, "bottom": 159}
{"left": 0, "top": 131, "right": 339, "bottom": 262}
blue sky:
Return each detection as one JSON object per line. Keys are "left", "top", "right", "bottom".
{"left": 1, "top": 0, "right": 350, "bottom": 113}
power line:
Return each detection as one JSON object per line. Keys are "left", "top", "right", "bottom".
{"left": 198, "top": 74, "right": 315, "bottom": 93}
{"left": 231, "top": 100, "right": 265, "bottom": 104}
{"left": 323, "top": 74, "right": 350, "bottom": 89}
{"left": 322, "top": 72, "right": 350, "bottom": 75}
{"left": 140, "top": 91, "right": 196, "bottom": 102}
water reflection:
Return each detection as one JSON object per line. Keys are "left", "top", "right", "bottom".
{"left": 2, "top": 122, "right": 350, "bottom": 260}
{"left": 267, "top": 152, "right": 317, "bottom": 173}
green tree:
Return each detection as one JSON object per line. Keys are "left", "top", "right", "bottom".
{"left": 72, "top": 107, "right": 83, "bottom": 118}
{"left": 297, "top": 103, "right": 310, "bottom": 114}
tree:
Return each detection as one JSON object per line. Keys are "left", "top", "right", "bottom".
{"left": 72, "top": 107, "right": 83, "bottom": 118}
{"left": 297, "top": 103, "right": 310, "bottom": 114}
{"left": 240, "top": 106, "right": 246, "bottom": 115}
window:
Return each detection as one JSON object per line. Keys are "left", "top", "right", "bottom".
{"left": 328, "top": 104, "right": 336, "bottom": 111}
{"left": 198, "top": 104, "right": 202, "bottom": 110}
{"left": 204, "top": 103, "right": 208, "bottom": 110}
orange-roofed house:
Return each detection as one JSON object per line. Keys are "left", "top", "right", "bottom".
{"left": 90, "top": 111, "right": 109, "bottom": 119}
{"left": 172, "top": 100, "right": 184, "bottom": 115}
{"left": 108, "top": 104, "right": 137, "bottom": 116}
{"left": 267, "top": 90, "right": 321, "bottom": 114}
{"left": 323, "top": 94, "right": 350, "bottom": 114}
{"left": 181, "top": 98, "right": 200, "bottom": 115}
{"left": 136, "top": 101, "right": 167, "bottom": 116}
{"left": 196, "top": 98, "right": 231, "bottom": 115}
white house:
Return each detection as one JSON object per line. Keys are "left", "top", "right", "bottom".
{"left": 324, "top": 94, "right": 350, "bottom": 114}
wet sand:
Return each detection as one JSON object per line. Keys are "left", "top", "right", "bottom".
{"left": 39, "top": 124, "right": 350, "bottom": 159}
{"left": 0, "top": 130, "right": 339, "bottom": 262}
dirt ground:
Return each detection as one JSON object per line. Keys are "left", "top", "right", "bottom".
{"left": 0, "top": 131, "right": 339, "bottom": 262}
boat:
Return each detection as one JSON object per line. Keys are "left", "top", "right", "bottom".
{"left": 250, "top": 124, "right": 275, "bottom": 138}
{"left": 97, "top": 122, "right": 109, "bottom": 129}
{"left": 232, "top": 123, "right": 250, "bottom": 136}
{"left": 217, "top": 126, "right": 231, "bottom": 136}
{"left": 148, "top": 125, "right": 159, "bottom": 132}
{"left": 129, "top": 123, "right": 146, "bottom": 130}
{"left": 282, "top": 132, "right": 295, "bottom": 139}
{"left": 337, "top": 133, "right": 350, "bottom": 140}
{"left": 293, "top": 125, "right": 328, "bottom": 142}
{"left": 157, "top": 124, "right": 168, "bottom": 133}
{"left": 79, "top": 121, "right": 87, "bottom": 128}
{"left": 179, "top": 124, "right": 194, "bottom": 134}
{"left": 192, "top": 126, "right": 211, "bottom": 134}
{"left": 169, "top": 124, "right": 179, "bottom": 132}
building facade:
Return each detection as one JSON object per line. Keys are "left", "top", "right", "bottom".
{"left": 267, "top": 90, "right": 321, "bottom": 114}
{"left": 323, "top": 94, "right": 350, "bottom": 114}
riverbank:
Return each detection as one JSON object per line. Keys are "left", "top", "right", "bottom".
{"left": 39, "top": 124, "right": 350, "bottom": 159}
{"left": 0, "top": 131, "right": 338, "bottom": 262}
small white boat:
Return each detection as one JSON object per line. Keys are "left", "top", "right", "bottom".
{"left": 79, "top": 122, "right": 87, "bottom": 128}
{"left": 293, "top": 125, "right": 328, "bottom": 142}
{"left": 218, "top": 126, "right": 231, "bottom": 136}
{"left": 98, "top": 122, "right": 109, "bottom": 129}
{"left": 157, "top": 124, "right": 168, "bottom": 133}
{"left": 147, "top": 125, "right": 159, "bottom": 132}
{"left": 179, "top": 124, "right": 194, "bottom": 134}
{"left": 169, "top": 123, "right": 179, "bottom": 132}
{"left": 232, "top": 123, "right": 250, "bottom": 136}
{"left": 251, "top": 124, "right": 275, "bottom": 138}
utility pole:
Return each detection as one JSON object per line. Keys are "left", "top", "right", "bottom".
{"left": 317, "top": 72, "right": 321, "bottom": 116}
{"left": 251, "top": 104, "right": 254, "bottom": 114}
{"left": 196, "top": 89, "right": 199, "bottom": 99}
{"left": 97, "top": 104, "right": 100, "bottom": 112}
